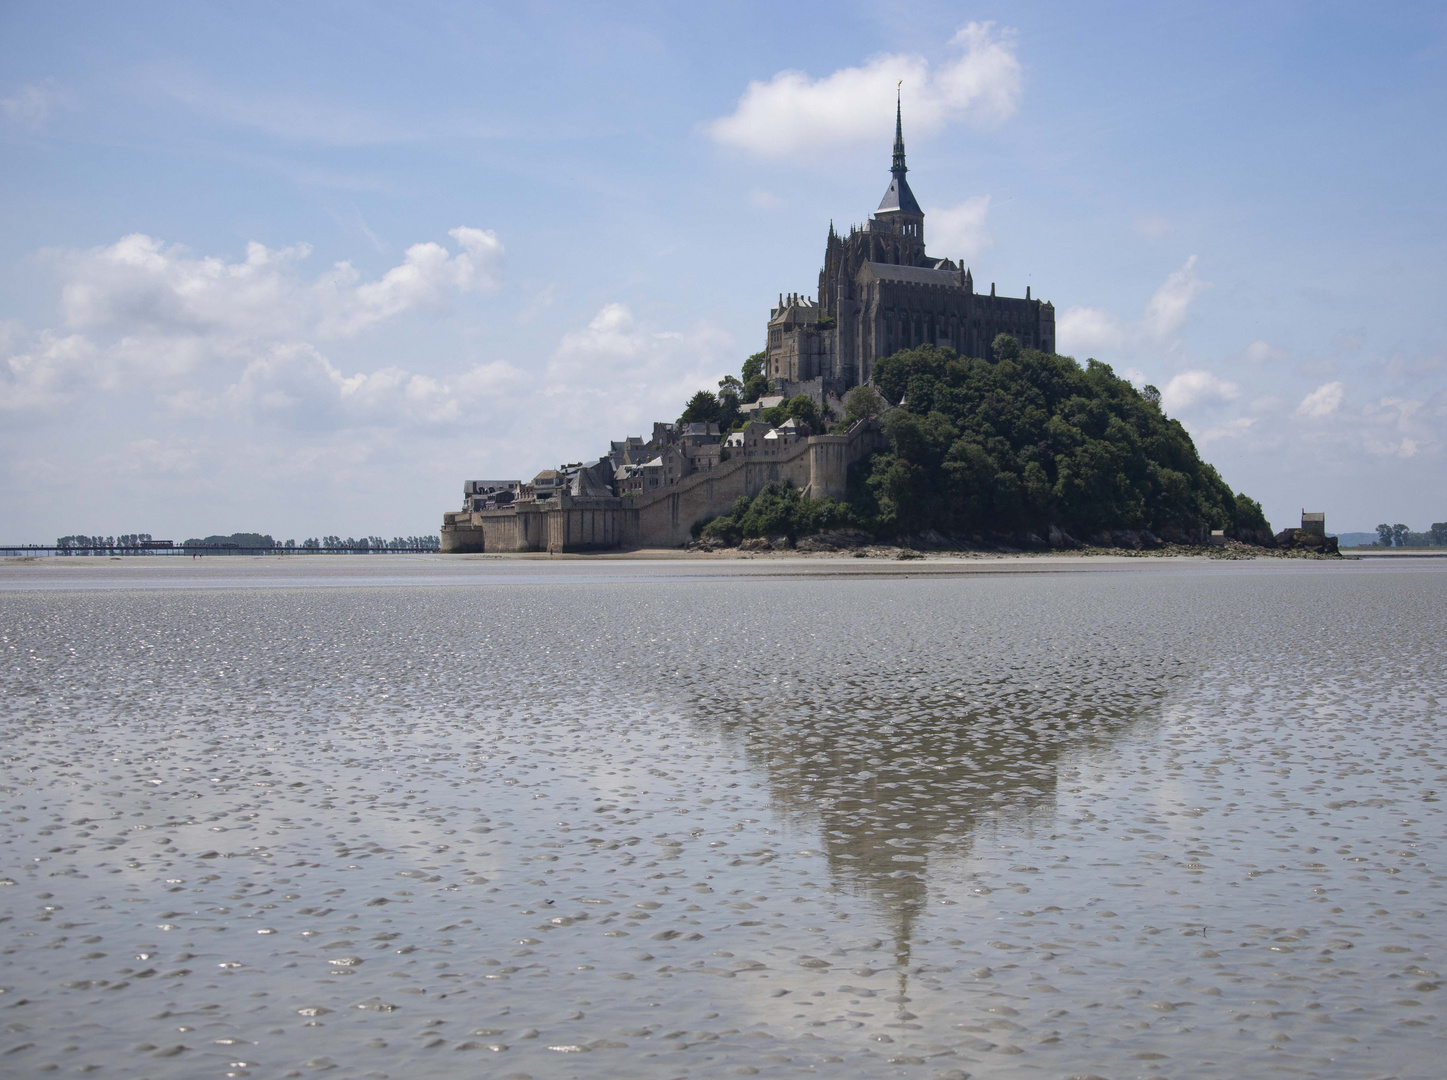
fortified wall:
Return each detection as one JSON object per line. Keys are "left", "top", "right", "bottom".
{"left": 441, "top": 420, "right": 884, "bottom": 554}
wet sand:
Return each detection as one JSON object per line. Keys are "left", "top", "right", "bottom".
{"left": 2, "top": 556, "right": 1443, "bottom": 1077}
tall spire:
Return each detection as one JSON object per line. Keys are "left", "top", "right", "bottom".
{"left": 892, "top": 84, "right": 907, "bottom": 175}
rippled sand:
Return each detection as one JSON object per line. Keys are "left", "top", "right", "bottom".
{"left": 1, "top": 556, "right": 1443, "bottom": 1078}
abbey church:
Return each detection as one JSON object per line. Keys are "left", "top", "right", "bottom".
{"left": 765, "top": 98, "right": 1054, "bottom": 401}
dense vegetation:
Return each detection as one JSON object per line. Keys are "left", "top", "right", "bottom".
{"left": 852, "top": 339, "right": 1270, "bottom": 542}
{"left": 696, "top": 481, "right": 854, "bottom": 544}
{"left": 680, "top": 334, "right": 1273, "bottom": 545}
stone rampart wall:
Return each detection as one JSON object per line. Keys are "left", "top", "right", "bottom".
{"left": 439, "top": 419, "right": 887, "bottom": 554}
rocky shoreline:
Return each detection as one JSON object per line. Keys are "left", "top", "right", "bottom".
{"left": 687, "top": 527, "right": 1343, "bottom": 560}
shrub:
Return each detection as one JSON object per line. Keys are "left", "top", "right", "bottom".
{"left": 700, "top": 481, "right": 854, "bottom": 543}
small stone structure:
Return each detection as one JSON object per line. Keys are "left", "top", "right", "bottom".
{"left": 1273, "top": 510, "right": 1338, "bottom": 555}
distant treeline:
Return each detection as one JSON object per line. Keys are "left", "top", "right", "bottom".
{"left": 1373, "top": 523, "right": 1447, "bottom": 548}
{"left": 54, "top": 532, "right": 440, "bottom": 553}
{"left": 183, "top": 533, "right": 441, "bottom": 552}
{"left": 57, "top": 534, "right": 160, "bottom": 550}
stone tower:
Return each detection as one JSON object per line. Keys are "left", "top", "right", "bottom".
{"left": 765, "top": 95, "right": 1055, "bottom": 400}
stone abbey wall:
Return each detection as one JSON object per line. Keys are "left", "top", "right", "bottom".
{"left": 441, "top": 421, "right": 883, "bottom": 554}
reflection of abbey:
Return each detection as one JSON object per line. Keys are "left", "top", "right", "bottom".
{"left": 441, "top": 100, "right": 1045, "bottom": 554}
{"left": 765, "top": 97, "right": 1053, "bottom": 402}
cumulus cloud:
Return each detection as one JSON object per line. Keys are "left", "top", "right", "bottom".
{"left": 1161, "top": 370, "right": 1240, "bottom": 412}
{"left": 1294, "top": 381, "right": 1344, "bottom": 418}
{"left": 709, "top": 23, "right": 1021, "bottom": 158}
{"left": 925, "top": 196, "right": 992, "bottom": 263}
{"left": 58, "top": 234, "right": 314, "bottom": 339}
{"left": 2, "top": 231, "right": 735, "bottom": 495}
{"left": 319, "top": 226, "right": 503, "bottom": 335}
{"left": 1057, "top": 255, "right": 1206, "bottom": 360}
{"left": 547, "top": 303, "right": 731, "bottom": 428}
{"left": 1362, "top": 397, "right": 1426, "bottom": 458}
{"left": 1056, "top": 305, "right": 1124, "bottom": 357}
{"left": 56, "top": 228, "right": 503, "bottom": 343}
{"left": 0, "top": 331, "right": 105, "bottom": 411}
{"left": 3, "top": 228, "right": 504, "bottom": 420}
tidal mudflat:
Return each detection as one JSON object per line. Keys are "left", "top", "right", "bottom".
{"left": 1, "top": 555, "right": 1443, "bottom": 1078}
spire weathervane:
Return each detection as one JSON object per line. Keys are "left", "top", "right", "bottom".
{"left": 892, "top": 83, "right": 907, "bottom": 175}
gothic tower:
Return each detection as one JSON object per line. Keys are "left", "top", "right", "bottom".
{"left": 765, "top": 94, "right": 1055, "bottom": 399}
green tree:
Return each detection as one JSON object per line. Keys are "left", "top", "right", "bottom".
{"left": 843, "top": 384, "right": 887, "bottom": 422}
{"left": 759, "top": 393, "right": 822, "bottom": 432}
{"left": 679, "top": 390, "right": 722, "bottom": 426}
{"left": 1376, "top": 523, "right": 1394, "bottom": 547}
{"left": 1392, "top": 523, "right": 1409, "bottom": 547}
{"left": 991, "top": 333, "right": 1020, "bottom": 362}
{"left": 700, "top": 480, "right": 853, "bottom": 543}
{"left": 716, "top": 376, "right": 742, "bottom": 429}
{"left": 854, "top": 343, "right": 1263, "bottom": 542}
{"left": 1431, "top": 522, "right": 1447, "bottom": 546}
{"left": 741, "top": 351, "right": 771, "bottom": 403}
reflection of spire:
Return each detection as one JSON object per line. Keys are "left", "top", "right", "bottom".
{"left": 691, "top": 638, "right": 1177, "bottom": 1029}
{"left": 892, "top": 86, "right": 907, "bottom": 175}
{"left": 891, "top": 896, "right": 919, "bottom": 1025}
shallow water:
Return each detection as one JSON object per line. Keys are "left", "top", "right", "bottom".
{"left": 1, "top": 557, "right": 1444, "bottom": 1079}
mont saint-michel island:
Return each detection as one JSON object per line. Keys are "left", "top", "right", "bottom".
{"left": 442, "top": 103, "right": 1315, "bottom": 558}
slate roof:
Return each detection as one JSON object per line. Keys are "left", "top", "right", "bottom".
{"left": 876, "top": 174, "right": 923, "bottom": 216}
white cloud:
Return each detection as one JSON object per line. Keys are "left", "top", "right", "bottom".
{"left": 1199, "top": 417, "right": 1257, "bottom": 442}
{"left": 749, "top": 189, "right": 785, "bottom": 210}
{"left": 1057, "top": 255, "right": 1206, "bottom": 361}
{"left": 0, "top": 331, "right": 105, "bottom": 411}
{"left": 1294, "top": 381, "right": 1344, "bottom": 418}
{"left": 58, "top": 234, "right": 314, "bottom": 339}
{"left": 1243, "top": 340, "right": 1289, "bottom": 365}
{"left": 1056, "top": 305, "right": 1124, "bottom": 357}
{"left": 1161, "top": 369, "right": 1240, "bottom": 412}
{"left": 1141, "top": 255, "right": 1205, "bottom": 340}
{"left": 55, "top": 228, "right": 502, "bottom": 343}
{"left": 1, "top": 80, "right": 68, "bottom": 128}
{"left": 4, "top": 228, "right": 504, "bottom": 421}
{"left": 1362, "top": 397, "right": 1426, "bottom": 458}
{"left": 709, "top": 23, "right": 1021, "bottom": 158}
{"left": 925, "top": 196, "right": 992, "bottom": 263}
{"left": 319, "top": 226, "right": 503, "bottom": 335}
{"left": 545, "top": 303, "right": 733, "bottom": 438}
{"left": 1, "top": 225, "right": 753, "bottom": 535}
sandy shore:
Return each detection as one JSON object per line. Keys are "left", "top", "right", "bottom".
{"left": 0, "top": 544, "right": 1390, "bottom": 593}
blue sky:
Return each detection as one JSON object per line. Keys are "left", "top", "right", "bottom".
{"left": 2, "top": 1, "right": 1444, "bottom": 540}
